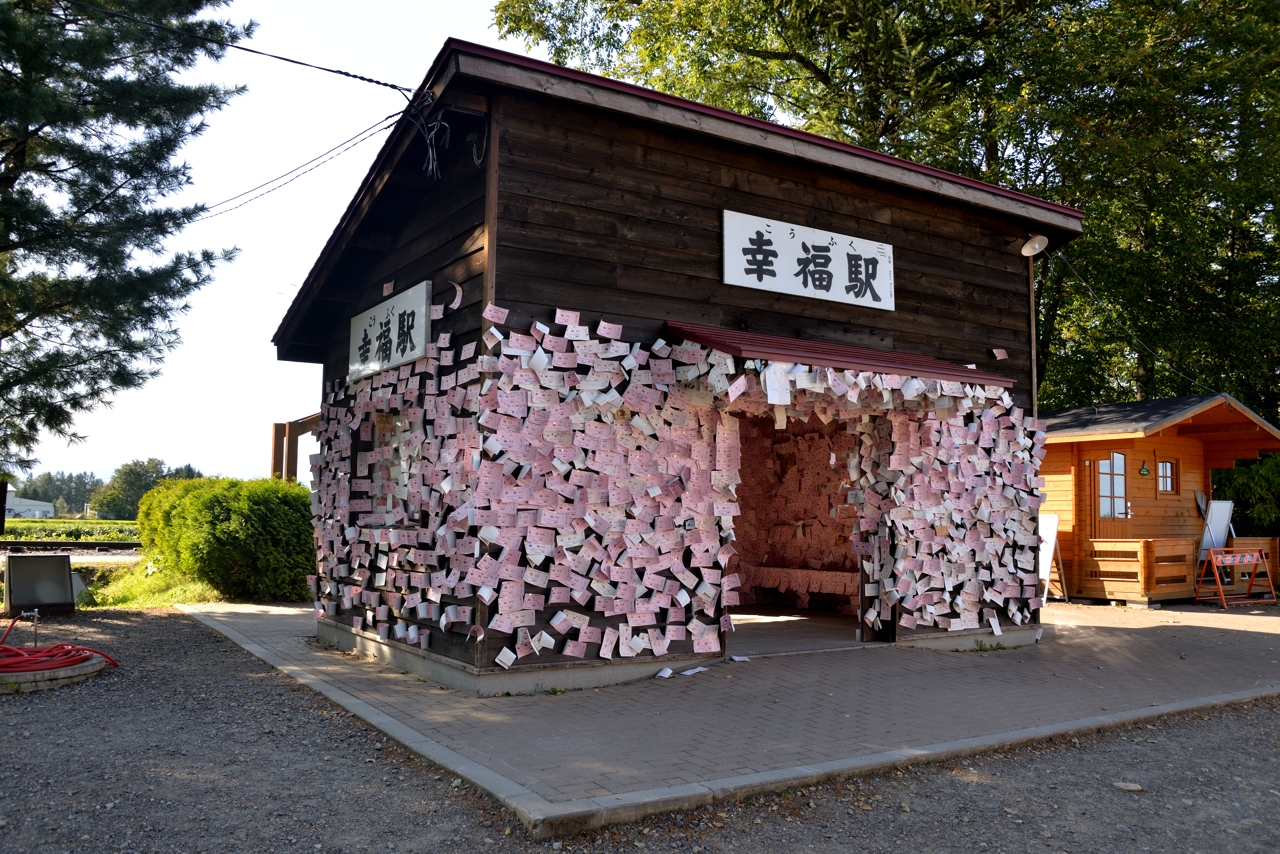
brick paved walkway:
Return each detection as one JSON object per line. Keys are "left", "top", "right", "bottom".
{"left": 179, "top": 601, "right": 1280, "bottom": 835}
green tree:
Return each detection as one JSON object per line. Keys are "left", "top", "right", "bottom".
{"left": 495, "top": 0, "right": 1044, "bottom": 156}
{"left": 1213, "top": 456, "right": 1280, "bottom": 537}
{"left": 15, "top": 469, "right": 104, "bottom": 509}
{"left": 0, "top": 1, "right": 251, "bottom": 477}
{"left": 1029, "top": 1, "right": 1280, "bottom": 412}
{"left": 90, "top": 457, "right": 202, "bottom": 519}
{"left": 496, "top": 0, "right": 1280, "bottom": 419}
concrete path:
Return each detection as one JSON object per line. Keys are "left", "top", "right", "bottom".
{"left": 177, "top": 601, "right": 1280, "bottom": 839}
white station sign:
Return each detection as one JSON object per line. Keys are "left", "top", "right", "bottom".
{"left": 722, "top": 210, "right": 894, "bottom": 311}
{"left": 348, "top": 280, "right": 430, "bottom": 379}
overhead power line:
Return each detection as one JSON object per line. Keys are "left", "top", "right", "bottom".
{"left": 202, "top": 111, "right": 403, "bottom": 212}
{"left": 64, "top": 0, "right": 415, "bottom": 95}
{"left": 192, "top": 116, "right": 400, "bottom": 223}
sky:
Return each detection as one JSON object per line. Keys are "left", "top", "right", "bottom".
{"left": 26, "top": 1, "right": 544, "bottom": 483}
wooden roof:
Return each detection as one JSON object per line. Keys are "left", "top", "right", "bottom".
{"left": 1041, "top": 394, "right": 1280, "bottom": 467}
{"left": 273, "top": 40, "right": 1083, "bottom": 360}
{"left": 429, "top": 42, "right": 1084, "bottom": 230}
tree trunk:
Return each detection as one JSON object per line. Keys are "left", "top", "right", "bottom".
{"left": 1035, "top": 256, "right": 1062, "bottom": 400}
{"left": 1134, "top": 350, "right": 1153, "bottom": 400}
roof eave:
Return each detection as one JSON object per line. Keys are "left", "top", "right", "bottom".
{"left": 448, "top": 45, "right": 1083, "bottom": 235}
{"left": 274, "top": 38, "right": 1085, "bottom": 359}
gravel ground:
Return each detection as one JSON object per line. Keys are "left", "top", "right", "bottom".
{"left": 1, "top": 609, "right": 1278, "bottom": 854}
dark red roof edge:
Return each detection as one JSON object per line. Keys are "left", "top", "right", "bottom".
{"left": 438, "top": 39, "right": 1083, "bottom": 222}
{"left": 667, "top": 322, "right": 1015, "bottom": 386}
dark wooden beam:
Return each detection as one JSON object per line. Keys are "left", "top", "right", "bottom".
{"left": 1207, "top": 450, "right": 1259, "bottom": 468}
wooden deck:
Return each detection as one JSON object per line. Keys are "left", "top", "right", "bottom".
{"left": 1050, "top": 536, "right": 1280, "bottom": 603}
{"left": 1051, "top": 537, "right": 1197, "bottom": 602}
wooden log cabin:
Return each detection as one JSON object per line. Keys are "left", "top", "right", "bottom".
{"left": 1040, "top": 394, "right": 1280, "bottom": 604}
{"left": 274, "top": 40, "right": 1084, "bottom": 693}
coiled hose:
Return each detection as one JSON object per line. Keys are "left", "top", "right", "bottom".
{"left": 0, "top": 616, "right": 119, "bottom": 672}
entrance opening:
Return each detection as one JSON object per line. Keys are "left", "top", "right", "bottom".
{"left": 728, "top": 414, "right": 882, "bottom": 656}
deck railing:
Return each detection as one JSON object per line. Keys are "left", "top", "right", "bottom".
{"left": 1073, "top": 538, "right": 1198, "bottom": 601}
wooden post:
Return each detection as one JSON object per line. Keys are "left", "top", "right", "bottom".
{"left": 1141, "top": 538, "right": 1156, "bottom": 597}
{"left": 282, "top": 414, "right": 322, "bottom": 483}
{"left": 1071, "top": 441, "right": 1080, "bottom": 592}
{"left": 284, "top": 420, "right": 300, "bottom": 483}
{"left": 1028, "top": 254, "right": 1038, "bottom": 418}
{"left": 0, "top": 479, "right": 8, "bottom": 536}
{"left": 270, "top": 423, "right": 286, "bottom": 478}
{"left": 479, "top": 93, "right": 501, "bottom": 385}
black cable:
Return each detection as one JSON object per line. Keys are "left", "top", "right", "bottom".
{"left": 64, "top": 0, "right": 414, "bottom": 95}
{"left": 203, "top": 111, "right": 404, "bottom": 211}
{"left": 192, "top": 119, "right": 397, "bottom": 222}
{"left": 1051, "top": 251, "right": 1219, "bottom": 395}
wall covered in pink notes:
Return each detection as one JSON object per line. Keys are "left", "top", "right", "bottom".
{"left": 305, "top": 301, "right": 1049, "bottom": 673}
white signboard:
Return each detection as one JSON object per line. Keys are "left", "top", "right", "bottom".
{"left": 348, "top": 281, "right": 430, "bottom": 379}
{"left": 722, "top": 210, "right": 894, "bottom": 311}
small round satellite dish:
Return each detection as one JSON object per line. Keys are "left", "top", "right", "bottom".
{"left": 1021, "top": 233, "right": 1049, "bottom": 256}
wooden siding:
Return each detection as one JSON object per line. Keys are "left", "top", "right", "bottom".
{"left": 1048, "top": 435, "right": 1210, "bottom": 600}
{"left": 319, "top": 109, "right": 492, "bottom": 385}
{"left": 1039, "top": 444, "right": 1075, "bottom": 598}
{"left": 490, "top": 91, "right": 1036, "bottom": 407}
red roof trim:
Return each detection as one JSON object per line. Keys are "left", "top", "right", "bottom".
{"left": 439, "top": 39, "right": 1083, "bottom": 222}
{"left": 666, "top": 322, "right": 1015, "bottom": 386}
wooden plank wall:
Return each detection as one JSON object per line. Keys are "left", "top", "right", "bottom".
{"left": 1046, "top": 436, "right": 1207, "bottom": 592}
{"left": 1129, "top": 435, "right": 1207, "bottom": 540}
{"left": 491, "top": 90, "right": 1036, "bottom": 408}
{"left": 320, "top": 114, "right": 491, "bottom": 385}
{"left": 1039, "top": 444, "right": 1076, "bottom": 586}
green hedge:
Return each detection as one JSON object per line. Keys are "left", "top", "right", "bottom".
{"left": 137, "top": 477, "right": 313, "bottom": 602}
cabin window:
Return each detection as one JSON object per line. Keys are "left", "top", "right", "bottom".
{"left": 1157, "top": 459, "right": 1178, "bottom": 494}
{"left": 1099, "top": 452, "right": 1127, "bottom": 518}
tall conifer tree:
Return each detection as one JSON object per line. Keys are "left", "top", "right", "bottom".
{"left": 0, "top": 1, "right": 251, "bottom": 474}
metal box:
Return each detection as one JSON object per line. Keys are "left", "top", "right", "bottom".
{"left": 3, "top": 554, "right": 75, "bottom": 617}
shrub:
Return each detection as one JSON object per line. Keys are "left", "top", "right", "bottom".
{"left": 139, "top": 477, "right": 313, "bottom": 602}
{"left": 137, "top": 477, "right": 208, "bottom": 552}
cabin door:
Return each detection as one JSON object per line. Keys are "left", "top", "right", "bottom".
{"left": 1092, "top": 451, "right": 1131, "bottom": 539}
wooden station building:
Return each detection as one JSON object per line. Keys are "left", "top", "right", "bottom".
{"left": 274, "top": 40, "right": 1083, "bottom": 694}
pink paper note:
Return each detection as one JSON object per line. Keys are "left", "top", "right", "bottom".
{"left": 597, "top": 320, "right": 623, "bottom": 339}
{"left": 692, "top": 635, "right": 720, "bottom": 653}
{"left": 600, "top": 626, "right": 618, "bottom": 659}
{"left": 555, "top": 308, "right": 580, "bottom": 326}
{"left": 483, "top": 302, "right": 510, "bottom": 324}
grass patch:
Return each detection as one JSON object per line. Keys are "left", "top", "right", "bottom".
{"left": 84, "top": 560, "right": 223, "bottom": 609}
{"left": 973, "top": 638, "right": 1007, "bottom": 652}
{"left": 0, "top": 518, "right": 139, "bottom": 541}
